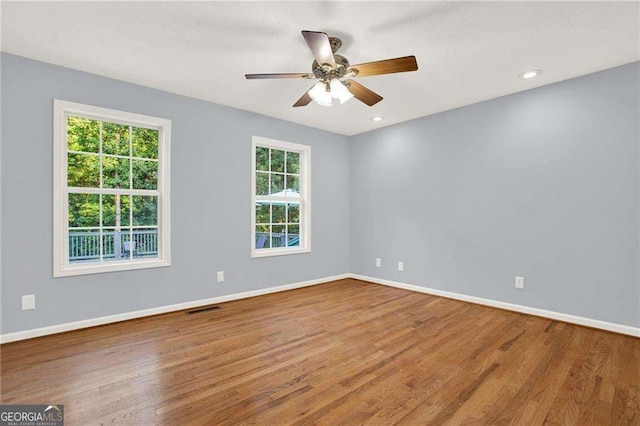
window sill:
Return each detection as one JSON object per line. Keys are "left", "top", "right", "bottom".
{"left": 251, "top": 247, "right": 311, "bottom": 259}
{"left": 54, "top": 258, "right": 170, "bottom": 277}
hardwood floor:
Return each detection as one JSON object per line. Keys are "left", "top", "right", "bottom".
{"left": 1, "top": 278, "right": 638, "bottom": 425}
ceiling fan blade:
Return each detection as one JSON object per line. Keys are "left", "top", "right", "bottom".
{"left": 293, "top": 89, "right": 313, "bottom": 107}
{"left": 245, "top": 72, "right": 311, "bottom": 79}
{"left": 349, "top": 56, "right": 418, "bottom": 77}
{"left": 302, "top": 30, "right": 336, "bottom": 68}
{"left": 344, "top": 79, "right": 383, "bottom": 106}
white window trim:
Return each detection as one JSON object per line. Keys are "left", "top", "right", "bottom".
{"left": 251, "top": 136, "right": 311, "bottom": 258}
{"left": 53, "top": 100, "right": 171, "bottom": 277}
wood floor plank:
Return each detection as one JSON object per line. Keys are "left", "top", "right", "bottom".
{"left": 1, "top": 278, "right": 638, "bottom": 425}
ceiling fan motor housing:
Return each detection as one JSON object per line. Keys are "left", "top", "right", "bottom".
{"left": 312, "top": 54, "right": 350, "bottom": 80}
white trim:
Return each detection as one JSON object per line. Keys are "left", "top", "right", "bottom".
{"left": 52, "top": 258, "right": 171, "bottom": 277}
{"left": 253, "top": 136, "right": 309, "bottom": 153}
{"left": 66, "top": 187, "right": 159, "bottom": 196}
{"left": 251, "top": 246, "right": 311, "bottom": 258}
{"left": 0, "top": 274, "right": 350, "bottom": 344}
{"left": 54, "top": 100, "right": 167, "bottom": 129}
{"left": 349, "top": 274, "right": 640, "bottom": 338}
{"left": 2, "top": 273, "right": 637, "bottom": 343}
{"left": 67, "top": 150, "right": 159, "bottom": 162}
{"left": 250, "top": 136, "right": 311, "bottom": 258}
{"left": 53, "top": 100, "right": 171, "bottom": 277}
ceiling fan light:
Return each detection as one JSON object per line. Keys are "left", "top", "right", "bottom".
{"left": 315, "top": 97, "right": 333, "bottom": 107}
{"left": 330, "top": 79, "right": 354, "bottom": 104}
{"left": 308, "top": 82, "right": 333, "bottom": 107}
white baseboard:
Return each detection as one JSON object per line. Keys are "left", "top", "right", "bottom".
{"left": 2, "top": 272, "right": 637, "bottom": 343}
{"left": 349, "top": 274, "right": 640, "bottom": 338}
{"left": 0, "top": 273, "right": 351, "bottom": 344}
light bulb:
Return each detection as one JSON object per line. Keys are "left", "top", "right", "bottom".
{"left": 308, "top": 82, "right": 333, "bottom": 107}
{"left": 329, "top": 79, "right": 354, "bottom": 104}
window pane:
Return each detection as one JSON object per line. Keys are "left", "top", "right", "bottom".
{"left": 256, "top": 146, "right": 269, "bottom": 171}
{"left": 132, "top": 127, "right": 158, "bottom": 159}
{"left": 103, "top": 157, "right": 130, "bottom": 189}
{"left": 251, "top": 140, "right": 307, "bottom": 256}
{"left": 68, "top": 153, "right": 100, "bottom": 187}
{"left": 131, "top": 228, "right": 159, "bottom": 259}
{"left": 271, "top": 173, "right": 284, "bottom": 194}
{"left": 287, "top": 204, "right": 300, "bottom": 223}
{"left": 272, "top": 225, "right": 286, "bottom": 248}
{"left": 56, "top": 102, "right": 170, "bottom": 274}
{"left": 102, "top": 122, "right": 130, "bottom": 156}
{"left": 68, "top": 193, "right": 99, "bottom": 227}
{"left": 271, "top": 149, "right": 285, "bottom": 173}
{"left": 68, "top": 229, "right": 101, "bottom": 263}
{"left": 286, "top": 175, "right": 300, "bottom": 194}
{"left": 255, "top": 202, "right": 270, "bottom": 224}
{"left": 102, "top": 228, "right": 132, "bottom": 262}
{"left": 67, "top": 117, "right": 100, "bottom": 153}
{"left": 272, "top": 204, "right": 286, "bottom": 223}
{"left": 256, "top": 172, "right": 269, "bottom": 196}
{"left": 102, "top": 195, "right": 131, "bottom": 227}
{"left": 133, "top": 196, "right": 157, "bottom": 226}
{"left": 287, "top": 225, "right": 300, "bottom": 247}
{"left": 286, "top": 152, "right": 299, "bottom": 174}
{"left": 256, "top": 225, "right": 270, "bottom": 249}
{"left": 132, "top": 159, "right": 158, "bottom": 190}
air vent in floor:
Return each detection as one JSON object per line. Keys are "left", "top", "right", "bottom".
{"left": 186, "top": 305, "right": 221, "bottom": 315}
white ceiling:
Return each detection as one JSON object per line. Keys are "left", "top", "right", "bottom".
{"left": 2, "top": 1, "right": 639, "bottom": 136}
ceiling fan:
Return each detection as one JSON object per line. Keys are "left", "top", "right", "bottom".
{"left": 245, "top": 30, "right": 418, "bottom": 108}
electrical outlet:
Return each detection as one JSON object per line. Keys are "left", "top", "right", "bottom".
{"left": 216, "top": 271, "right": 224, "bottom": 282}
{"left": 515, "top": 276, "right": 524, "bottom": 289}
{"left": 22, "top": 294, "right": 35, "bottom": 310}
{"left": 398, "top": 261, "right": 404, "bottom": 272}
{"left": 375, "top": 258, "right": 381, "bottom": 268}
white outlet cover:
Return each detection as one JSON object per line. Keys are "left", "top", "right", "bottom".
{"left": 515, "top": 276, "right": 525, "bottom": 289}
{"left": 22, "top": 294, "right": 35, "bottom": 310}
{"left": 375, "top": 258, "right": 381, "bottom": 267}
{"left": 398, "top": 262, "right": 404, "bottom": 272}
{"left": 216, "top": 271, "right": 224, "bottom": 282}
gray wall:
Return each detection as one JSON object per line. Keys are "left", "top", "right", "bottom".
{"left": 2, "top": 54, "right": 639, "bottom": 335}
{"left": 1, "top": 53, "right": 350, "bottom": 334}
{"left": 350, "top": 62, "right": 640, "bottom": 328}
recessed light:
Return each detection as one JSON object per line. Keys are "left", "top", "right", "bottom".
{"left": 518, "top": 69, "right": 543, "bottom": 80}
{"left": 372, "top": 116, "right": 383, "bottom": 122}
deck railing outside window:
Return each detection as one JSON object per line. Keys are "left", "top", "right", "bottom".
{"left": 69, "top": 229, "right": 158, "bottom": 262}
{"left": 255, "top": 232, "right": 299, "bottom": 249}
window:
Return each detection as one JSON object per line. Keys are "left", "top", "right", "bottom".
{"left": 53, "top": 100, "right": 171, "bottom": 277}
{"left": 252, "top": 136, "right": 310, "bottom": 257}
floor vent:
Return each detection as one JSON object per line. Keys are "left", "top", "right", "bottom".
{"left": 186, "top": 305, "right": 221, "bottom": 315}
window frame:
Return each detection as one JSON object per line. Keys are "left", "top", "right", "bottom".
{"left": 53, "top": 100, "right": 171, "bottom": 277}
{"left": 251, "top": 136, "right": 311, "bottom": 258}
